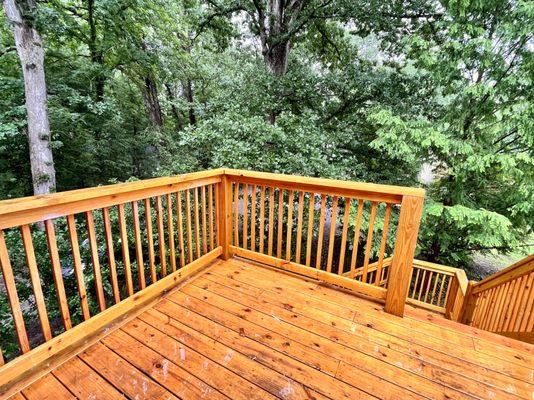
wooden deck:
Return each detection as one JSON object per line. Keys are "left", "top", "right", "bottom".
{"left": 10, "top": 258, "right": 534, "bottom": 400}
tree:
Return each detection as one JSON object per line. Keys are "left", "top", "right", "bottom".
{"left": 3, "top": 0, "right": 56, "bottom": 195}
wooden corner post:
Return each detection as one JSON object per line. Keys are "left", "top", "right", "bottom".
{"left": 385, "top": 195, "right": 424, "bottom": 317}
{"left": 218, "top": 173, "right": 232, "bottom": 260}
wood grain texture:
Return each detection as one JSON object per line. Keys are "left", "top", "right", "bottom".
{"left": 384, "top": 196, "right": 424, "bottom": 317}
{"left": 11, "top": 258, "right": 531, "bottom": 400}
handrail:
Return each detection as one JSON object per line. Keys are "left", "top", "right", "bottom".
{"left": 460, "top": 254, "right": 534, "bottom": 343}
{"left": 471, "top": 254, "right": 534, "bottom": 294}
{"left": 223, "top": 169, "right": 425, "bottom": 203}
{"left": 0, "top": 169, "right": 224, "bottom": 230}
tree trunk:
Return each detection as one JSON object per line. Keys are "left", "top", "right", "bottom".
{"left": 141, "top": 76, "right": 164, "bottom": 129}
{"left": 182, "top": 79, "right": 196, "bottom": 126}
{"left": 164, "top": 83, "right": 182, "bottom": 129}
{"left": 265, "top": 41, "right": 290, "bottom": 76}
{"left": 87, "top": 0, "right": 105, "bottom": 102}
{"left": 3, "top": 0, "right": 56, "bottom": 195}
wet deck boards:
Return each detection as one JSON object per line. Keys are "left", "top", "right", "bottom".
{"left": 12, "top": 258, "right": 534, "bottom": 399}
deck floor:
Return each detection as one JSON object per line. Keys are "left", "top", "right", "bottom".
{"left": 10, "top": 258, "right": 534, "bottom": 400}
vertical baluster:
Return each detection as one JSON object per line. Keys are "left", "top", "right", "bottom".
{"left": 144, "top": 198, "right": 157, "bottom": 283}
{"left": 276, "top": 188, "right": 284, "bottom": 259}
{"left": 491, "top": 283, "right": 509, "bottom": 331}
{"left": 21, "top": 225, "right": 52, "bottom": 339}
{"left": 410, "top": 268, "right": 421, "bottom": 298}
{"left": 250, "top": 185, "right": 257, "bottom": 252}
{"left": 193, "top": 188, "right": 201, "bottom": 258}
{"left": 305, "top": 194, "right": 315, "bottom": 267}
{"left": 0, "top": 230, "right": 30, "bottom": 352}
{"left": 65, "top": 216, "right": 91, "bottom": 319}
{"left": 315, "top": 194, "right": 327, "bottom": 270}
{"left": 361, "top": 201, "right": 377, "bottom": 283}
{"left": 209, "top": 185, "right": 215, "bottom": 250}
{"left": 45, "top": 220, "right": 73, "bottom": 328}
{"left": 131, "top": 201, "right": 146, "bottom": 288}
{"left": 349, "top": 200, "right": 364, "bottom": 279}
{"left": 472, "top": 290, "right": 488, "bottom": 326}
{"left": 442, "top": 275, "right": 452, "bottom": 308}
{"left": 201, "top": 186, "right": 208, "bottom": 255}
{"left": 102, "top": 208, "right": 120, "bottom": 303}
{"left": 176, "top": 192, "right": 185, "bottom": 268}
{"left": 437, "top": 274, "right": 446, "bottom": 307}
{"left": 374, "top": 204, "right": 391, "bottom": 285}
{"left": 285, "top": 190, "right": 294, "bottom": 261}
{"left": 430, "top": 273, "right": 440, "bottom": 305}
{"left": 423, "top": 271, "right": 434, "bottom": 303}
{"left": 505, "top": 277, "right": 524, "bottom": 332}
{"left": 118, "top": 204, "right": 134, "bottom": 294}
{"left": 326, "top": 196, "right": 338, "bottom": 273}
{"left": 185, "top": 189, "right": 193, "bottom": 263}
{"left": 243, "top": 184, "right": 249, "bottom": 250}
{"left": 479, "top": 287, "right": 499, "bottom": 330}
{"left": 497, "top": 280, "right": 516, "bottom": 332}
{"left": 268, "top": 187, "right": 275, "bottom": 256}
{"left": 233, "top": 183, "right": 239, "bottom": 247}
{"left": 259, "top": 186, "right": 266, "bottom": 254}
{"left": 338, "top": 198, "right": 351, "bottom": 275}
{"left": 514, "top": 273, "right": 533, "bottom": 332}
{"left": 520, "top": 273, "right": 534, "bottom": 331}
{"left": 295, "top": 191, "right": 305, "bottom": 264}
{"left": 0, "top": 348, "right": 4, "bottom": 366}
{"left": 156, "top": 196, "right": 168, "bottom": 277}
{"left": 417, "top": 270, "right": 427, "bottom": 301}
{"left": 166, "top": 194, "right": 176, "bottom": 272}
{"left": 483, "top": 286, "right": 500, "bottom": 330}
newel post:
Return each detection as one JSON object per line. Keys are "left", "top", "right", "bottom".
{"left": 218, "top": 173, "right": 232, "bottom": 260}
{"left": 384, "top": 195, "right": 424, "bottom": 317}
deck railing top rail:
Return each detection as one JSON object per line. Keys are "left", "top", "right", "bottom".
{"left": 0, "top": 169, "right": 225, "bottom": 230}
{"left": 224, "top": 169, "right": 426, "bottom": 202}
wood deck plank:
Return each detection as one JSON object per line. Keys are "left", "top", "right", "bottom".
{"left": 154, "top": 297, "right": 416, "bottom": 400}
{"left": 139, "top": 308, "right": 333, "bottom": 400}
{"left": 230, "top": 257, "right": 533, "bottom": 359}
{"left": 79, "top": 342, "right": 179, "bottom": 400}
{"left": 204, "top": 263, "right": 534, "bottom": 387}
{"left": 8, "top": 257, "right": 533, "bottom": 400}
{"left": 103, "top": 328, "right": 230, "bottom": 400}
{"left": 121, "top": 318, "right": 277, "bottom": 400}
{"left": 214, "top": 259, "right": 534, "bottom": 380}
{"left": 52, "top": 357, "right": 125, "bottom": 400}
{"left": 21, "top": 374, "right": 74, "bottom": 400}
{"left": 182, "top": 279, "right": 527, "bottom": 400}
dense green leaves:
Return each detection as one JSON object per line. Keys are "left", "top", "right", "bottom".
{"left": 1, "top": 0, "right": 532, "bottom": 274}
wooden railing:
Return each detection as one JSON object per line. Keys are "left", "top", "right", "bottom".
{"left": 351, "top": 258, "right": 460, "bottom": 314}
{"left": 0, "top": 168, "right": 426, "bottom": 388}
{"left": 0, "top": 170, "right": 224, "bottom": 381}
{"left": 224, "top": 170, "right": 425, "bottom": 316}
{"left": 460, "top": 255, "right": 534, "bottom": 343}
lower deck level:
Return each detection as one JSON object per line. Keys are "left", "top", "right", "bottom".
{"left": 9, "top": 258, "right": 534, "bottom": 399}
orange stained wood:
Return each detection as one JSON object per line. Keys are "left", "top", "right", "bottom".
{"left": 44, "top": 219, "right": 72, "bottom": 330}
{"left": 102, "top": 207, "right": 121, "bottom": 304}
{"left": 118, "top": 203, "right": 134, "bottom": 295}
{"left": 20, "top": 224, "right": 52, "bottom": 340}
{"left": 176, "top": 191, "right": 186, "bottom": 267}
{"left": 0, "top": 230, "right": 30, "bottom": 353}
{"left": 8, "top": 258, "right": 532, "bottom": 400}
{"left": 144, "top": 198, "right": 157, "bottom": 283}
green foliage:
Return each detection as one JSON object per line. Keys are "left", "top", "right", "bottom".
{"left": 1, "top": 0, "right": 532, "bottom": 274}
